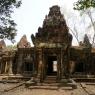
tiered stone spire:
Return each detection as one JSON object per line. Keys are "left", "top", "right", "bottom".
{"left": 31, "top": 5, "right": 72, "bottom": 47}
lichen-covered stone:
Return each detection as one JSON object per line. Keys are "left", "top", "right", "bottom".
{"left": 31, "top": 5, "right": 72, "bottom": 48}
{"left": 17, "top": 35, "right": 31, "bottom": 48}
{"left": 0, "top": 40, "right": 6, "bottom": 49}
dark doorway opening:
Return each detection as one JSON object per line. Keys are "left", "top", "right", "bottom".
{"left": 24, "top": 62, "right": 33, "bottom": 72}
{"left": 46, "top": 56, "right": 57, "bottom": 76}
{"left": 75, "top": 62, "right": 84, "bottom": 72}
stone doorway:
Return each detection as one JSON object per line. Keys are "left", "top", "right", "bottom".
{"left": 75, "top": 62, "right": 84, "bottom": 73}
{"left": 46, "top": 56, "right": 57, "bottom": 76}
{"left": 23, "top": 62, "right": 33, "bottom": 76}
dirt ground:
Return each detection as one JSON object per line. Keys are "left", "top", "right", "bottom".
{"left": 0, "top": 83, "right": 95, "bottom": 95}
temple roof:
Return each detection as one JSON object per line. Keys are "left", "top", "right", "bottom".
{"left": 31, "top": 5, "right": 72, "bottom": 47}
{"left": 17, "top": 35, "right": 31, "bottom": 48}
{"left": 0, "top": 40, "right": 6, "bottom": 49}
{"left": 43, "top": 5, "right": 65, "bottom": 27}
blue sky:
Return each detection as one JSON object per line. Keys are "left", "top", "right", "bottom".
{"left": 6, "top": 0, "right": 78, "bottom": 46}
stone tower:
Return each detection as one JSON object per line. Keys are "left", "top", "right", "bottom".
{"left": 30, "top": 5, "right": 73, "bottom": 82}
{"left": 31, "top": 5, "right": 72, "bottom": 48}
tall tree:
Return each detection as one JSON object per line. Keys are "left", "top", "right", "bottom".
{"left": 74, "top": 0, "right": 95, "bottom": 10}
{"left": 74, "top": 0, "right": 95, "bottom": 46}
{"left": 0, "top": 0, "right": 21, "bottom": 43}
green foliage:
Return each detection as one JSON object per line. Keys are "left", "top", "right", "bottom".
{"left": 74, "top": 0, "right": 95, "bottom": 10}
{"left": 0, "top": 0, "right": 21, "bottom": 42}
{"left": 74, "top": 0, "right": 95, "bottom": 46}
{"left": 7, "top": 44, "right": 17, "bottom": 50}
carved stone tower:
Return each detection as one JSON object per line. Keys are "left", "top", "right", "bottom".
{"left": 31, "top": 5, "right": 73, "bottom": 82}
{"left": 31, "top": 5, "right": 72, "bottom": 47}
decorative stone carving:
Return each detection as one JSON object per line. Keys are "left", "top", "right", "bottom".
{"left": 0, "top": 40, "right": 6, "bottom": 49}
{"left": 31, "top": 5, "right": 72, "bottom": 48}
{"left": 17, "top": 35, "right": 31, "bottom": 48}
{"left": 0, "top": 40, "right": 7, "bottom": 61}
{"left": 83, "top": 34, "right": 91, "bottom": 48}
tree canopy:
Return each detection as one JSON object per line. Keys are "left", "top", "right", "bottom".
{"left": 0, "top": 0, "right": 21, "bottom": 43}
{"left": 74, "top": 0, "right": 95, "bottom": 46}
{"left": 74, "top": 0, "right": 95, "bottom": 10}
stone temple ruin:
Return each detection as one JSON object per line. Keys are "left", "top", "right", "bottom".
{"left": 0, "top": 5, "right": 95, "bottom": 87}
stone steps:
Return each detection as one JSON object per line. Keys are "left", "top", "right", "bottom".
{"left": 1, "top": 75, "right": 31, "bottom": 82}
{"left": 44, "top": 76, "right": 57, "bottom": 83}
{"left": 74, "top": 78, "right": 95, "bottom": 82}
{"left": 28, "top": 85, "right": 58, "bottom": 90}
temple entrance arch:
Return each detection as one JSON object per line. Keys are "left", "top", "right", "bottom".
{"left": 46, "top": 56, "right": 57, "bottom": 76}
{"left": 41, "top": 48, "right": 62, "bottom": 82}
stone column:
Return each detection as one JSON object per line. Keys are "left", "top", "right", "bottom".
{"left": 65, "top": 47, "right": 70, "bottom": 78}
{"left": 37, "top": 48, "right": 43, "bottom": 82}
{"left": 0, "top": 58, "right": 1, "bottom": 74}
{"left": 43, "top": 53, "right": 46, "bottom": 80}
{"left": 61, "top": 48, "right": 64, "bottom": 79}
{"left": 4, "top": 61, "right": 8, "bottom": 74}
{"left": 8, "top": 57, "right": 13, "bottom": 75}
{"left": 17, "top": 53, "right": 23, "bottom": 75}
{"left": 61, "top": 47, "right": 70, "bottom": 79}
{"left": 0, "top": 60, "right": 4, "bottom": 74}
{"left": 57, "top": 54, "right": 61, "bottom": 81}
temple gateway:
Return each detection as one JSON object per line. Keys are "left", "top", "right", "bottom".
{"left": 0, "top": 5, "right": 95, "bottom": 84}
{"left": 31, "top": 5, "right": 72, "bottom": 82}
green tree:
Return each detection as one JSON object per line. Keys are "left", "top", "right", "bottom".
{"left": 0, "top": 0, "right": 21, "bottom": 43}
{"left": 74, "top": 0, "right": 95, "bottom": 46}
{"left": 74, "top": 0, "right": 95, "bottom": 10}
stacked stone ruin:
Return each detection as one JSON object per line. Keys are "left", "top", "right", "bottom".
{"left": 0, "top": 6, "right": 95, "bottom": 84}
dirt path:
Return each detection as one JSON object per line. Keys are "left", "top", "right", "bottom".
{"left": 0, "top": 83, "right": 95, "bottom": 95}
